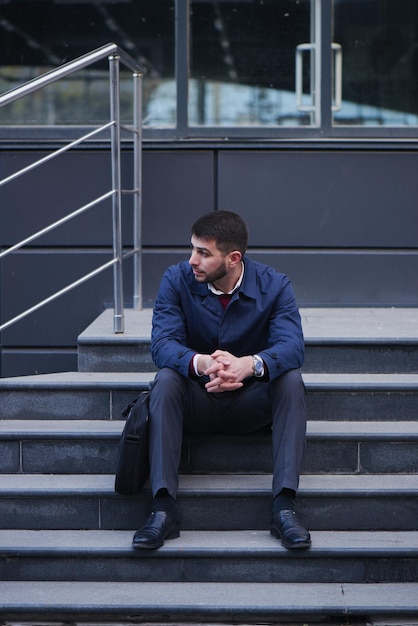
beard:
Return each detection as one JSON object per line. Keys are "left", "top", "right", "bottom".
{"left": 193, "top": 260, "right": 228, "bottom": 285}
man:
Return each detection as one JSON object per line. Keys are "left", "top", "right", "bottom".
{"left": 132, "top": 210, "right": 311, "bottom": 550}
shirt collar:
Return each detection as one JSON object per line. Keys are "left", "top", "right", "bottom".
{"left": 208, "top": 262, "right": 245, "bottom": 296}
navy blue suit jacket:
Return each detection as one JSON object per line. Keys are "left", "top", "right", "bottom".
{"left": 150, "top": 256, "right": 304, "bottom": 381}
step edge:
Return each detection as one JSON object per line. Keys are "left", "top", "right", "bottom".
{"left": 1, "top": 581, "right": 418, "bottom": 617}
{"left": 0, "top": 372, "right": 417, "bottom": 390}
{"left": 1, "top": 419, "right": 418, "bottom": 440}
{"left": 0, "top": 473, "right": 417, "bottom": 496}
{"left": 0, "top": 529, "right": 417, "bottom": 557}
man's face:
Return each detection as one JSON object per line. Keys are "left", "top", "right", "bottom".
{"left": 189, "top": 236, "right": 228, "bottom": 284}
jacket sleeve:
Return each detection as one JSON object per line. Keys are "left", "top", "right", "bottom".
{"left": 150, "top": 266, "right": 196, "bottom": 377}
{"left": 258, "top": 275, "right": 305, "bottom": 380}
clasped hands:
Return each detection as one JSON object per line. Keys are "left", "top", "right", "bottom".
{"left": 197, "top": 350, "right": 253, "bottom": 393}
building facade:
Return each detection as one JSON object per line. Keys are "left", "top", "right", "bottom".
{"left": 0, "top": 0, "right": 417, "bottom": 376}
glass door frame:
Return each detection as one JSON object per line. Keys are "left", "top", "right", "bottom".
{"left": 176, "top": 0, "right": 418, "bottom": 141}
{"left": 177, "top": 0, "right": 324, "bottom": 139}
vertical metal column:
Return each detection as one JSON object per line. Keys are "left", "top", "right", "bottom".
{"left": 319, "top": 0, "right": 333, "bottom": 132}
{"left": 109, "top": 53, "right": 124, "bottom": 333}
{"left": 133, "top": 70, "right": 143, "bottom": 310}
{"left": 176, "top": 0, "right": 189, "bottom": 137}
{"left": 312, "top": 0, "right": 322, "bottom": 127}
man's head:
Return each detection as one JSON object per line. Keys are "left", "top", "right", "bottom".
{"left": 189, "top": 210, "right": 248, "bottom": 290}
{"left": 191, "top": 210, "right": 248, "bottom": 256}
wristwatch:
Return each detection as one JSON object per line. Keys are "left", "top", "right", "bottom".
{"left": 252, "top": 354, "right": 265, "bottom": 378}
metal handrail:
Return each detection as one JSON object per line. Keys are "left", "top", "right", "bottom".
{"left": 0, "top": 43, "right": 143, "bottom": 107}
{"left": 0, "top": 43, "right": 145, "bottom": 334}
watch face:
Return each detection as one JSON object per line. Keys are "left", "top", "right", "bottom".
{"left": 254, "top": 358, "right": 264, "bottom": 376}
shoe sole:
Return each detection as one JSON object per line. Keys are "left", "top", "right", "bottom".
{"left": 270, "top": 524, "right": 311, "bottom": 549}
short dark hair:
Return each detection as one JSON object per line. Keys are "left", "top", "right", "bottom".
{"left": 191, "top": 210, "right": 248, "bottom": 256}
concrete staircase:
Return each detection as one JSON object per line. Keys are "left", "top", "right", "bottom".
{"left": 0, "top": 307, "right": 418, "bottom": 624}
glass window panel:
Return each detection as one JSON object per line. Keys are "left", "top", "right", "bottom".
{"left": 189, "top": 0, "right": 314, "bottom": 127}
{"left": 0, "top": 0, "right": 175, "bottom": 127}
{"left": 333, "top": 0, "right": 418, "bottom": 126}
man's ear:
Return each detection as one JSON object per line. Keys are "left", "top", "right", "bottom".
{"left": 228, "top": 250, "right": 242, "bottom": 267}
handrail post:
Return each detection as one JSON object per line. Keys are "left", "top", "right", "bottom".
{"left": 133, "top": 71, "right": 143, "bottom": 310}
{"left": 109, "top": 53, "right": 124, "bottom": 333}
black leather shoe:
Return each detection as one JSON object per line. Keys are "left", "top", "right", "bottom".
{"left": 132, "top": 509, "right": 180, "bottom": 550}
{"left": 270, "top": 509, "right": 311, "bottom": 549}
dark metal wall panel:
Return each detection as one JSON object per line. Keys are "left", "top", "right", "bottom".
{"left": 0, "top": 150, "right": 214, "bottom": 247}
{"left": 0, "top": 249, "right": 177, "bottom": 376}
{"left": 141, "top": 250, "right": 189, "bottom": 306}
{"left": 142, "top": 151, "right": 214, "bottom": 245}
{"left": 0, "top": 250, "right": 121, "bottom": 346}
{"left": 218, "top": 151, "right": 418, "bottom": 248}
{"left": 1, "top": 350, "right": 77, "bottom": 378}
{"left": 249, "top": 251, "right": 418, "bottom": 307}
{"left": 1, "top": 249, "right": 187, "bottom": 346}
{"left": 0, "top": 151, "right": 114, "bottom": 246}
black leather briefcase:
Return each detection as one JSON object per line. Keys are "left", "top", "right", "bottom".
{"left": 114, "top": 391, "right": 150, "bottom": 495}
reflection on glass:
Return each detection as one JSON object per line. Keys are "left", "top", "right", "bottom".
{"left": 333, "top": 0, "right": 418, "bottom": 126}
{"left": 189, "top": 0, "right": 313, "bottom": 127}
{"left": 0, "top": 1, "right": 175, "bottom": 126}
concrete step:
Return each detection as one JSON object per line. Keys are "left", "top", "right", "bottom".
{"left": 0, "top": 529, "right": 417, "bottom": 583}
{"left": 0, "top": 473, "right": 417, "bottom": 531}
{"left": 0, "top": 580, "right": 417, "bottom": 622}
{"left": 0, "top": 371, "right": 417, "bottom": 421}
{"left": 302, "top": 307, "right": 418, "bottom": 374}
{"left": 1, "top": 419, "right": 417, "bottom": 475}
{"left": 0, "top": 371, "right": 152, "bottom": 421}
{"left": 2, "top": 308, "right": 417, "bottom": 624}
{"left": 306, "top": 373, "right": 418, "bottom": 420}
{"left": 77, "top": 308, "right": 418, "bottom": 374}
